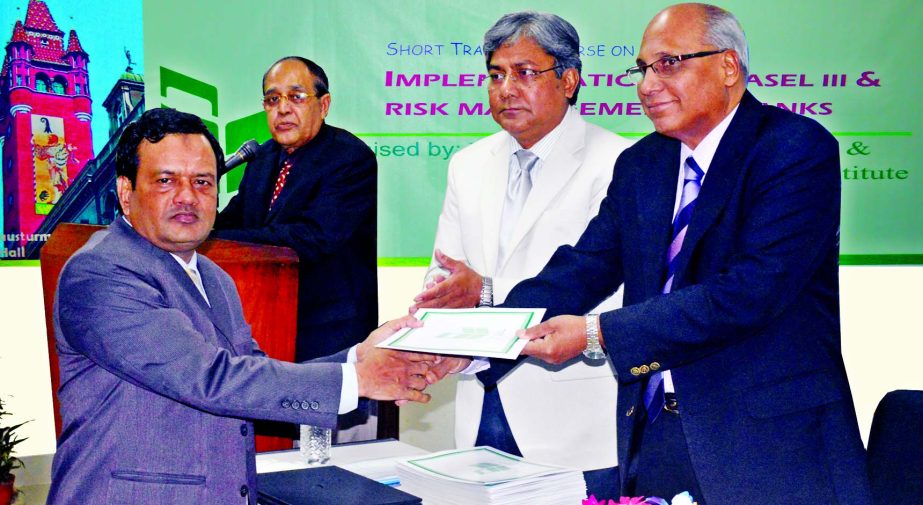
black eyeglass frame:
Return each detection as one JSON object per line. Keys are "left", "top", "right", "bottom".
{"left": 487, "top": 65, "right": 563, "bottom": 87}
{"left": 625, "top": 48, "right": 729, "bottom": 83}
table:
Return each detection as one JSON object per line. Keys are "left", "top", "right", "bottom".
{"left": 256, "top": 439, "right": 427, "bottom": 485}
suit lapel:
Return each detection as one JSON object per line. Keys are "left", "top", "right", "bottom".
{"left": 635, "top": 135, "right": 682, "bottom": 296}
{"left": 112, "top": 219, "right": 238, "bottom": 353}
{"left": 114, "top": 218, "right": 212, "bottom": 311}
{"left": 265, "top": 128, "right": 330, "bottom": 223}
{"left": 481, "top": 134, "right": 509, "bottom": 276}
{"left": 234, "top": 142, "right": 278, "bottom": 226}
{"left": 196, "top": 260, "right": 238, "bottom": 353}
{"left": 501, "top": 116, "right": 586, "bottom": 270}
{"left": 670, "top": 92, "right": 762, "bottom": 288}
{"left": 265, "top": 154, "right": 320, "bottom": 223}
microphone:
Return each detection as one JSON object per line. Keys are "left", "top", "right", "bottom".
{"left": 222, "top": 139, "right": 259, "bottom": 175}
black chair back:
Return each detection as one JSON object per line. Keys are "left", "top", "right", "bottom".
{"left": 867, "top": 389, "right": 923, "bottom": 504}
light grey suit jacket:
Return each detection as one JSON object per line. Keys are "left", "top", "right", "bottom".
{"left": 48, "top": 217, "right": 348, "bottom": 504}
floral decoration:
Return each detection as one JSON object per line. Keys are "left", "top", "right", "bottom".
{"left": 583, "top": 491, "right": 696, "bottom": 505}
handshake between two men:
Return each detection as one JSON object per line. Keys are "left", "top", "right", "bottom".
{"left": 356, "top": 314, "right": 473, "bottom": 404}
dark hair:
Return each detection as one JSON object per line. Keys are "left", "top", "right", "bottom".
{"left": 483, "top": 11, "right": 582, "bottom": 105}
{"left": 262, "top": 56, "right": 329, "bottom": 97}
{"left": 115, "top": 107, "right": 225, "bottom": 186}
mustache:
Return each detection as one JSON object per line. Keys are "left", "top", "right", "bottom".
{"left": 168, "top": 205, "right": 202, "bottom": 218}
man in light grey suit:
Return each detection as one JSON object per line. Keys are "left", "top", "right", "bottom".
{"left": 410, "top": 11, "right": 632, "bottom": 499}
{"left": 48, "top": 108, "right": 440, "bottom": 504}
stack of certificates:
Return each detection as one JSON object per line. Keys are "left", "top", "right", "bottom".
{"left": 396, "top": 447, "right": 586, "bottom": 504}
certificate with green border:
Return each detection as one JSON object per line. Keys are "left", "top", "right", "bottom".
{"left": 400, "top": 446, "right": 570, "bottom": 485}
{"left": 376, "top": 308, "right": 545, "bottom": 359}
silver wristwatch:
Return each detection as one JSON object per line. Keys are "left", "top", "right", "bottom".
{"left": 478, "top": 276, "right": 494, "bottom": 307}
{"left": 583, "top": 314, "right": 606, "bottom": 360}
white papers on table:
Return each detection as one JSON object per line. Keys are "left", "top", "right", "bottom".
{"left": 396, "top": 447, "right": 586, "bottom": 504}
{"left": 340, "top": 457, "right": 402, "bottom": 486}
{"left": 376, "top": 308, "right": 545, "bottom": 359}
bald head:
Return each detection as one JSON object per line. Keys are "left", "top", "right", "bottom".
{"left": 646, "top": 4, "right": 748, "bottom": 83}
{"left": 635, "top": 3, "right": 747, "bottom": 147}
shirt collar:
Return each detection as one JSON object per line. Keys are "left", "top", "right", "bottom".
{"left": 679, "top": 104, "right": 740, "bottom": 177}
{"left": 171, "top": 251, "right": 199, "bottom": 271}
{"left": 507, "top": 106, "right": 575, "bottom": 161}
{"left": 121, "top": 215, "right": 200, "bottom": 269}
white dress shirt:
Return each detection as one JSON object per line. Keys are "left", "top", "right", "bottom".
{"left": 663, "top": 105, "right": 739, "bottom": 394}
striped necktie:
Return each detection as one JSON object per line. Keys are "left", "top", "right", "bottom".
{"left": 644, "top": 156, "right": 704, "bottom": 423}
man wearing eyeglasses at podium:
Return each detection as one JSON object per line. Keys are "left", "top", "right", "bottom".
{"left": 213, "top": 57, "right": 378, "bottom": 368}
{"left": 213, "top": 56, "right": 379, "bottom": 440}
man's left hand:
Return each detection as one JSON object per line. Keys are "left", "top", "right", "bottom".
{"left": 409, "top": 249, "right": 482, "bottom": 312}
{"left": 520, "top": 315, "right": 588, "bottom": 365}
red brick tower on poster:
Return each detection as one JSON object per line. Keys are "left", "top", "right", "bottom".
{"left": 1, "top": 0, "right": 93, "bottom": 252}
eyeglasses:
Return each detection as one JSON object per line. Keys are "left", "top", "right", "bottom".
{"left": 625, "top": 49, "right": 728, "bottom": 84}
{"left": 488, "top": 65, "right": 561, "bottom": 87}
{"left": 262, "top": 91, "right": 318, "bottom": 108}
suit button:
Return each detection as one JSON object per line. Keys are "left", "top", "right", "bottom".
{"left": 281, "top": 400, "right": 291, "bottom": 409}
{"left": 292, "top": 401, "right": 300, "bottom": 410}
{"left": 630, "top": 367, "right": 641, "bottom": 376}
{"left": 626, "top": 406, "right": 634, "bottom": 417}
{"left": 639, "top": 365, "right": 650, "bottom": 374}
{"left": 240, "top": 424, "right": 248, "bottom": 436}
{"left": 240, "top": 485, "right": 249, "bottom": 497}
{"left": 309, "top": 401, "right": 320, "bottom": 411}
{"left": 301, "top": 401, "right": 311, "bottom": 410}
{"left": 650, "top": 362, "right": 661, "bottom": 371}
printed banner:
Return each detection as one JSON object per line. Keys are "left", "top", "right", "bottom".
{"left": 138, "top": 1, "right": 922, "bottom": 263}
{"left": 31, "top": 115, "right": 71, "bottom": 214}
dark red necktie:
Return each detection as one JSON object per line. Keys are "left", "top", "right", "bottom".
{"left": 269, "top": 158, "right": 293, "bottom": 210}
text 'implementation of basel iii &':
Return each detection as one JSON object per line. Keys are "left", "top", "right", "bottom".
{"left": 380, "top": 70, "right": 883, "bottom": 117}
{"left": 382, "top": 40, "right": 885, "bottom": 118}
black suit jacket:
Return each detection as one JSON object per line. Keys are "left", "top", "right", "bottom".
{"left": 483, "top": 92, "right": 871, "bottom": 504}
{"left": 214, "top": 123, "right": 378, "bottom": 362}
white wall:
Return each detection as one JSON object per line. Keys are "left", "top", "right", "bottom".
{"left": 2, "top": 264, "right": 921, "bottom": 466}
{"left": 840, "top": 266, "right": 923, "bottom": 444}
{"left": 0, "top": 267, "right": 57, "bottom": 459}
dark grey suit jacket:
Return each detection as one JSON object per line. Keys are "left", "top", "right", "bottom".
{"left": 48, "top": 217, "right": 348, "bottom": 504}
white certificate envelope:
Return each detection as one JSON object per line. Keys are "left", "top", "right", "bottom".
{"left": 376, "top": 308, "right": 545, "bottom": 359}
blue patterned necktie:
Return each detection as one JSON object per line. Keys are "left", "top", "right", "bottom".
{"left": 644, "top": 156, "right": 704, "bottom": 423}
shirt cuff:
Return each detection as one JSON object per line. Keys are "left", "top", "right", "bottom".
{"left": 347, "top": 344, "right": 359, "bottom": 364}
{"left": 339, "top": 363, "right": 359, "bottom": 414}
{"left": 458, "top": 356, "right": 490, "bottom": 375}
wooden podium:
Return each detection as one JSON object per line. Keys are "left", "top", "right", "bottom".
{"left": 39, "top": 223, "right": 300, "bottom": 453}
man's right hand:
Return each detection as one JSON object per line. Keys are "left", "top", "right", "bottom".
{"left": 409, "top": 249, "right": 482, "bottom": 313}
{"left": 355, "top": 316, "right": 437, "bottom": 403}
{"left": 355, "top": 348, "right": 434, "bottom": 403}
